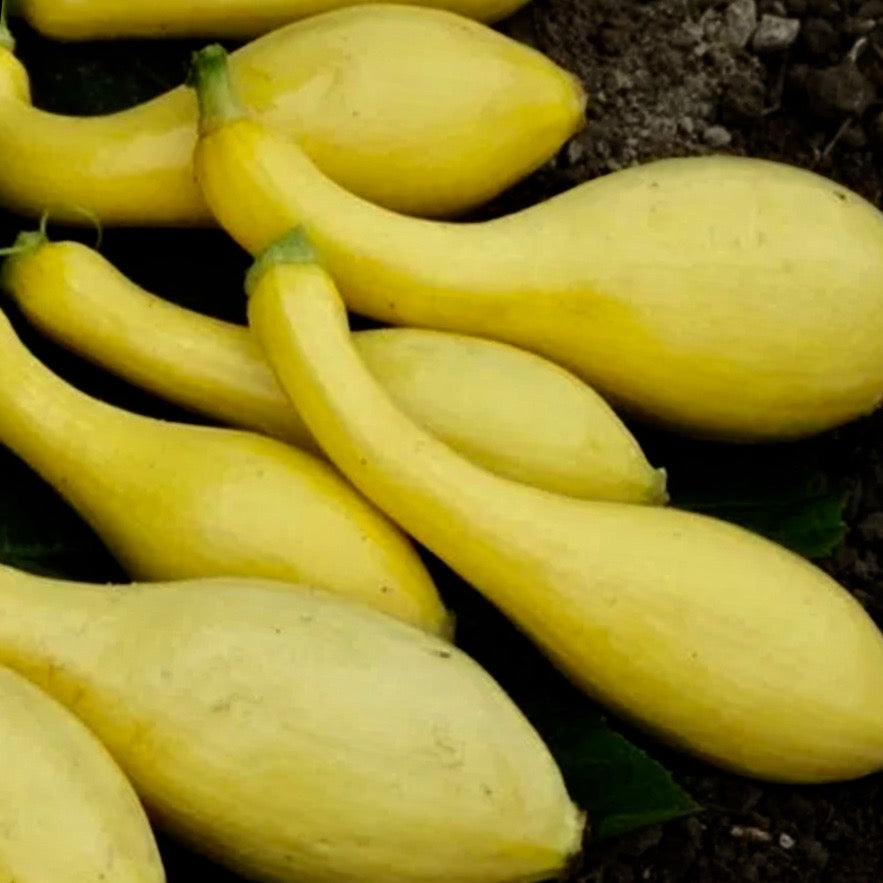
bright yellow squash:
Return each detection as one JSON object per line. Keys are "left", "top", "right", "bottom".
{"left": 0, "top": 5, "right": 585, "bottom": 225}
{"left": 0, "top": 306, "right": 446, "bottom": 634}
{"left": 0, "top": 23, "right": 25, "bottom": 101}
{"left": 14, "top": 0, "right": 528, "bottom": 38}
{"left": 0, "top": 564, "right": 584, "bottom": 882}
{"left": 1, "top": 231, "right": 665, "bottom": 503}
{"left": 245, "top": 230, "right": 883, "bottom": 784}
{"left": 0, "top": 664, "right": 165, "bottom": 882}
{"left": 192, "top": 45, "right": 883, "bottom": 442}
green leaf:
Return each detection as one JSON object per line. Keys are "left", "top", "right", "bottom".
{"left": 633, "top": 426, "right": 848, "bottom": 560}
{"left": 0, "top": 447, "right": 123, "bottom": 582}
{"left": 518, "top": 692, "right": 700, "bottom": 841}
{"left": 676, "top": 474, "right": 847, "bottom": 560}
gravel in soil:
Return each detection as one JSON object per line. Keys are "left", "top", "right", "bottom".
{"left": 495, "top": 0, "right": 883, "bottom": 209}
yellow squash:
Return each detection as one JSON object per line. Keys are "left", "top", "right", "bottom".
{"left": 0, "top": 306, "right": 446, "bottom": 634}
{"left": 192, "top": 46, "right": 883, "bottom": 441}
{"left": 0, "top": 5, "right": 585, "bottom": 225}
{"left": 1, "top": 231, "right": 665, "bottom": 503}
{"left": 245, "top": 231, "right": 883, "bottom": 784}
{"left": 0, "top": 664, "right": 164, "bottom": 882}
{"left": 14, "top": 0, "right": 528, "bottom": 38}
{"left": 0, "top": 564, "right": 584, "bottom": 882}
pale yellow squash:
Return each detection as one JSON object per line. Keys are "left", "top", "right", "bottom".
{"left": 0, "top": 664, "right": 164, "bottom": 882}
{"left": 192, "top": 45, "right": 883, "bottom": 441}
{"left": 0, "top": 306, "right": 446, "bottom": 634}
{"left": 245, "top": 232, "right": 883, "bottom": 784}
{"left": 0, "top": 564, "right": 584, "bottom": 882}
{"left": 14, "top": 0, "right": 528, "bottom": 38}
{"left": 1, "top": 232, "right": 665, "bottom": 503}
{"left": 0, "top": 5, "right": 585, "bottom": 224}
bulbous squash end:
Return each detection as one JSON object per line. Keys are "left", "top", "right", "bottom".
{"left": 0, "top": 2, "right": 30, "bottom": 106}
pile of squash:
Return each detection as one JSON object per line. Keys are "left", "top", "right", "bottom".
{"left": 1, "top": 1, "right": 883, "bottom": 881}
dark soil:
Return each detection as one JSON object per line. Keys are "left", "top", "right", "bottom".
{"left": 1, "top": 1, "right": 881, "bottom": 881}
{"left": 498, "top": 0, "right": 883, "bottom": 208}
{"left": 498, "top": 0, "right": 883, "bottom": 879}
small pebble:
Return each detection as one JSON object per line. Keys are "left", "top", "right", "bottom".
{"left": 566, "top": 139, "right": 586, "bottom": 165}
{"left": 721, "top": 71, "right": 767, "bottom": 119}
{"left": 843, "top": 16, "right": 877, "bottom": 36}
{"left": 779, "top": 833, "right": 796, "bottom": 850}
{"left": 752, "top": 14, "right": 801, "bottom": 50}
{"left": 805, "top": 59, "right": 877, "bottom": 118}
{"left": 678, "top": 115, "right": 697, "bottom": 135}
{"left": 671, "top": 23, "right": 703, "bottom": 48}
{"left": 707, "top": 45, "right": 737, "bottom": 70}
{"left": 722, "top": 0, "right": 758, "bottom": 48}
{"left": 801, "top": 18, "right": 841, "bottom": 58}
{"left": 703, "top": 124, "right": 733, "bottom": 146}
{"left": 730, "top": 825, "right": 772, "bottom": 842}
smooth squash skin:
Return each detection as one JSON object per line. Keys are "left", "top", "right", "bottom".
{"left": 14, "top": 0, "right": 529, "bottom": 38}
{"left": 1, "top": 233, "right": 665, "bottom": 503}
{"left": 0, "top": 5, "right": 585, "bottom": 224}
{"left": 245, "top": 234, "right": 883, "bottom": 784}
{"left": 0, "top": 306, "right": 447, "bottom": 635}
{"left": 192, "top": 46, "right": 883, "bottom": 442}
{"left": 0, "top": 565, "right": 584, "bottom": 883}
{"left": 0, "top": 665, "right": 165, "bottom": 883}
{"left": 0, "top": 25, "right": 26, "bottom": 102}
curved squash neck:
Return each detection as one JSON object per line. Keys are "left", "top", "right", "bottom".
{"left": 0, "top": 313, "right": 148, "bottom": 487}
{"left": 0, "top": 46, "right": 29, "bottom": 102}
{"left": 0, "top": 74, "right": 189, "bottom": 127}
{"left": 248, "top": 266, "right": 574, "bottom": 594}
{"left": 215, "top": 119, "right": 571, "bottom": 344}
{"left": 0, "top": 85, "right": 206, "bottom": 224}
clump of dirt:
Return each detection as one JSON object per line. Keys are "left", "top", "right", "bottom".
{"left": 538, "top": 0, "right": 767, "bottom": 172}
{"left": 580, "top": 765, "right": 883, "bottom": 882}
{"left": 496, "top": 0, "right": 882, "bottom": 207}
